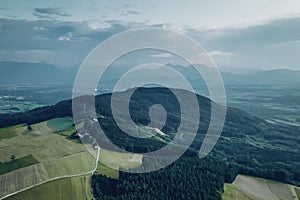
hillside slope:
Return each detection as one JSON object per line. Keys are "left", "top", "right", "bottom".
{"left": 0, "top": 87, "right": 299, "bottom": 186}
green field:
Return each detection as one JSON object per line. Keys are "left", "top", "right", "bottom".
{"left": 46, "top": 117, "right": 74, "bottom": 132}
{"left": 223, "top": 184, "right": 253, "bottom": 200}
{"left": 0, "top": 118, "right": 143, "bottom": 199}
{"left": 6, "top": 176, "right": 93, "bottom": 200}
{"left": 223, "top": 175, "right": 299, "bottom": 200}
{"left": 96, "top": 163, "right": 119, "bottom": 179}
{"left": 268, "top": 181, "right": 295, "bottom": 200}
{"left": 95, "top": 148, "right": 143, "bottom": 180}
{"left": 99, "top": 148, "right": 143, "bottom": 171}
{"left": 0, "top": 155, "right": 39, "bottom": 175}
{"left": 0, "top": 121, "right": 89, "bottom": 163}
{"left": 42, "top": 151, "right": 95, "bottom": 178}
{"left": 0, "top": 125, "right": 24, "bottom": 140}
{"left": 295, "top": 187, "right": 300, "bottom": 199}
{"left": 0, "top": 120, "right": 96, "bottom": 198}
{"left": 0, "top": 164, "right": 48, "bottom": 198}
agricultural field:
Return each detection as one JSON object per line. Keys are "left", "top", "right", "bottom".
{"left": 223, "top": 175, "right": 300, "bottom": 200}
{"left": 0, "top": 121, "right": 89, "bottom": 163}
{"left": 0, "top": 163, "right": 48, "bottom": 198}
{"left": 222, "top": 184, "right": 253, "bottom": 200}
{"left": 41, "top": 151, "right": 95, "bottom": 178}
{"left": 46, "top": 117, "right": 74, "bottom": 132}
{"left": 0, "top": 117, "right": 144, "bottom": 199}
{"left": 96, "top": 163, "right": 119, "bottom": 179}
{"left": 0, "top": 155, "right": 39, "bottom": 175}
{"left": 95, "top": 149, "right": 143, "bottom": 180}
{"left": 6, "top": 176, "right": 93, "bottom": 200}
{"left": 0, "top": 125, "right": 25, "bottom": 140}
{"left": 0, "top": 118, "right": 97, "bottom": 199}
{"left": 295, "top": 187, "right": 300, "bottom": 199}
{"left": 99, "top": 148, "right": 143, "bottom": 171}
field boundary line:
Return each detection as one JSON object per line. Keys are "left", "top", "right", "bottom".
{"left": 0, "top": 146, "right": 101, "bottom": 200}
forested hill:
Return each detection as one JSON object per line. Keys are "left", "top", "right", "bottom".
{"left": 0, "top": 87, "right": 258, "bottom": 129}
{"left": 0, "top": 87, "right": 300, "bottom": 187}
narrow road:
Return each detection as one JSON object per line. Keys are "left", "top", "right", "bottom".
{"left": 92, "top": 146, "right": 101, "bottom": 174}
{"left": 0, "top": 146, "right": 101, "bottom": 200}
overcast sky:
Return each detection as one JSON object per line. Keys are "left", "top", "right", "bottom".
{"left": 0, "top": 0, "right": 299, "bottom": 72}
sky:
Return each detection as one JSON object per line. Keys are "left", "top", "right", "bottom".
{"left": 0, "top": 0, "right": 300, "bottom": 72}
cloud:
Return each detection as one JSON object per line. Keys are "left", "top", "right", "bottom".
{"left": 58, "top": 32, "right": 73, "bottom": 41}
{"left": 0, "top": 15, "right": 299, "bottom": 71}
{"left": 0, "top": 18, "right": 132, "bottom": 66}
{"left": 207, "top": 51, "right": 234, "bottom": 57}
{"left": 208, "top": 17, "right": 300, "bottom": 50}
{"left": 116, "top": 3, "right": 140, "bottom": 16}
{"left": 6, "top": 15, "right": 17, "bottom": 18}
{"left": 150, "top": 53, "right": 173, "bottom": 58}
{"left": 33, "top": 7, "right": 70, "bottom": 19}
{"left": 120, "top": 10, "right": 140, "bottom": 16}
{"left": 186, "top": 16, "right": 300, "bottom": 71}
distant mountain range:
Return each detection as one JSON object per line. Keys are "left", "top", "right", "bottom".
{"left": 0, "top": 61, "right": 72, "bottom": 84}
{"left": 168, "top": 64, "right": 300, "bottom": 87}
{"left": 0, "top": 61, "right": 299, "bottom": 87}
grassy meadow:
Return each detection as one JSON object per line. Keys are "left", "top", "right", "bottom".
{"left": 0, "top": 155, "right": 39, "bottom": 175}
{"left": 223, "top": 175, "right": 300, "bottom": 200}
{"left": 6, "top": 176, "right": 93, "bottom": 200}
{"left": 0, "top": 117, "right": 143, "bottom": 199}
{"left": 0, "top": 118, "right": 96, "bottom": 198}
{"left": 222, "top": 184, "right": 253, "bottom": 200}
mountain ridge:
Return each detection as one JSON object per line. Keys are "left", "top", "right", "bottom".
{"left": 0, "top": 61, "right": 72, "bottom": 84}
{"left": 1, "top": 61, "right": 299, "bottom": 86}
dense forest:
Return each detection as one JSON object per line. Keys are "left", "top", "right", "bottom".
{"left": 1, "top": 87, "right": 300, "bottom": 197}
{"left": 92, "top": 156, "right": 237, "bottom": 200}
